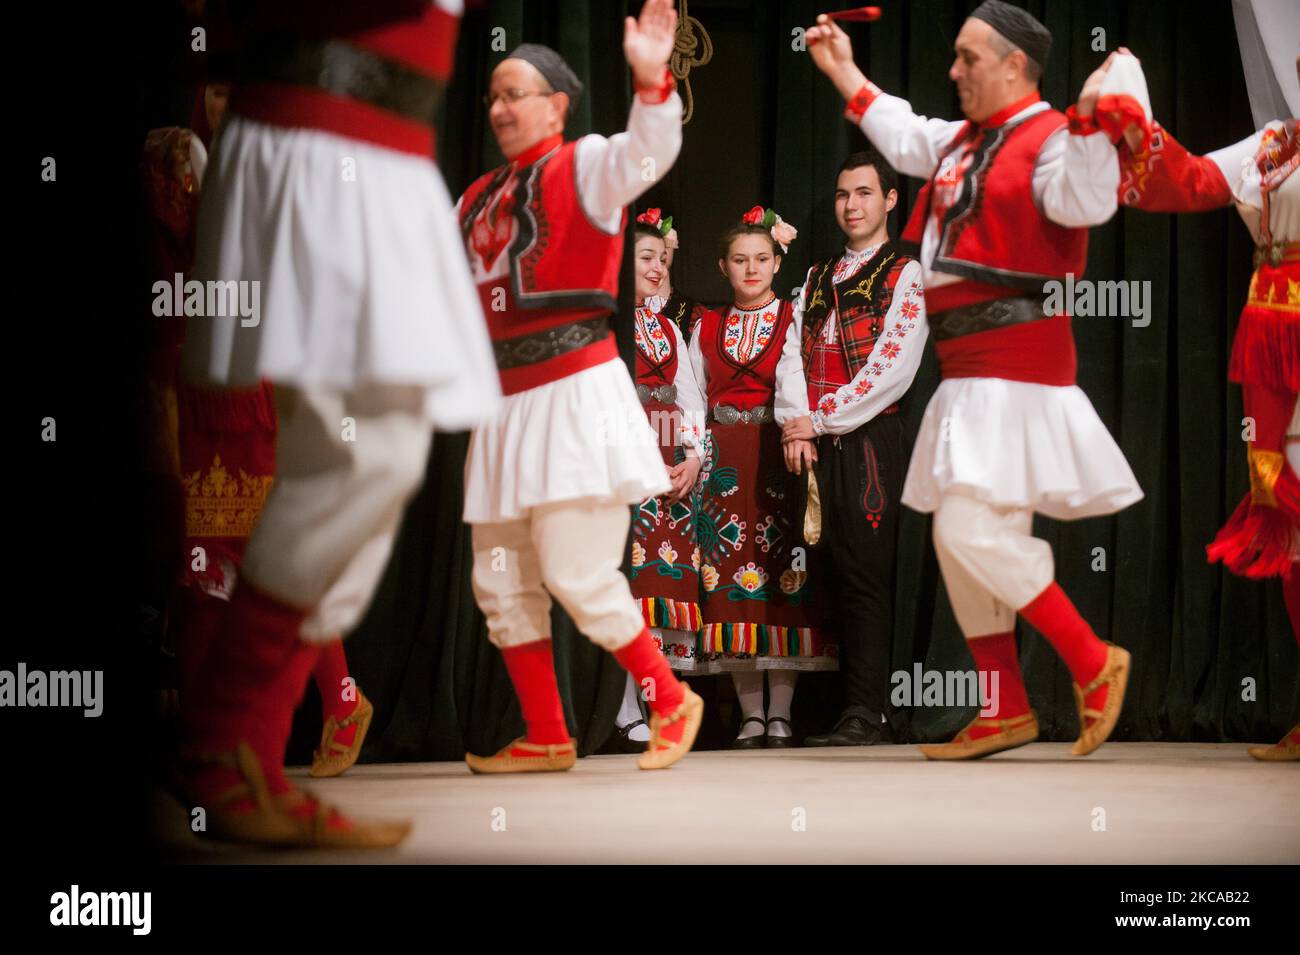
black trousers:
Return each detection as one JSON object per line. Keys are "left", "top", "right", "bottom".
{"left": 812, "top": 412, "right": 906, "bottom": 726}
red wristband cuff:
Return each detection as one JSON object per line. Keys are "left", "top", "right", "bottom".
{"left": 844, "top": 82, "right": 880, "bottom": 123}
{"left": 635, "top": 68, "right": 676, "bottom": 104}
{"left": 1065, "top": 104, "right": 1104, "bottom": 138}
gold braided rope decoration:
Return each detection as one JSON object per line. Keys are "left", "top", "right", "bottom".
{"left": 671, "top": 0, "right": 713, "bottom": 124}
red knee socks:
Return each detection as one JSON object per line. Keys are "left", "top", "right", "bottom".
{"left": 313, "top": 639, "right": 359, "bottom": 747}
{"left": 614, "top": 628, "right": 688, "bottom": 745}
{"left": 175, "top": 588, "right": 227, "bottom": 713}
{"left": 964, "top": 631, "right": 1031, "bottom": 739}
{"left": 183, "top": 581, "right": 319, "bottom": 808}
{"left": 500, "top": 631, "right": 689, "bottom": 751}
{"left": 1019, "top": 582, "right": 1111, "bottom": 728}
{"left": 501, "top": 639, "right": 571, "bottom": 746}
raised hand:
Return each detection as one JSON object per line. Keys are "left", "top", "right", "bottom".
{"left": 625, "top": 0, "right": 678, "bottom": 88}
{"left": 1077, "top": 47, "right": 1134, "bottom": 117}
{"left": 806, "top": 14, "right": 854, "bottom": 73}
{"left": 804, "top": 14, "right": 868, "bottom": 101}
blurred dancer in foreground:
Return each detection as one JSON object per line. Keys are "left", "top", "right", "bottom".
{"left": 179, "top": 0, "right": 499, "bottom": 847}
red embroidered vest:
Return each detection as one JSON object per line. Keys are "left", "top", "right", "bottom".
{"left": 696, "top": 298, "right": 793, "bottom": 411}
{"left": 634, "top": 307, "right": 679, "bottom": 387}
{"left": 460, "top": 140, "right": 624, "bottom": 320}
{"left": 903, "top": 108, "right": 1088, "bottom": 293}
{"left": 459, "top": 139, "right": 626, "bottom": 394}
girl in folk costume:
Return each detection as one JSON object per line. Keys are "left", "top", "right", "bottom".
{"left": 640, "top": 207, "right": 707, "bottom": 343}
{"left": 611, "top": 213, "right": 710, "bottom": 751}
{"left": 1098, "top": 52, "right": 1300, "bottom": 760}
{"left": 688, "top": 207, "right": 834, "bottom": 749}
{"left": 147, "top": 84, "right": 373, "bottom": 782}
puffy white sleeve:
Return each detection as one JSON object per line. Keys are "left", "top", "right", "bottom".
{"left": 669, "top": 319, "right": 708, "bottom": 459}
{"left": 852, "top": 82, "right": 966, "bottom": 181}
{"left": 1208, "top": 129, "right": 1268, "bottom": 208}
{"left": 573, "top": 92, "right": 684, "bottom": 233}
{"left": 686, "top": 313, "right": 710, "bottom": 410}
{"left": 1032, "top": 125, "right": 1120, "bottom": 228}
{"left": 774, "top": 267, "right": 815, "bottom": 425}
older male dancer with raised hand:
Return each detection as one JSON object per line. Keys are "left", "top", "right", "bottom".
{"left": 804, "top": 2, "right": 1140, "bottom": 759}
{"left": 457, "top": 0, "right": 705, "bottom": 774}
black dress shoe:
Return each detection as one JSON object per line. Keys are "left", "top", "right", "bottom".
{"left": 764, "top": 716, "right": 797, "bottom": 749}
{"left": 803, "top": 715, "right": 891, "bottom": 747}
{"left": 730, "top": 716, "right": 768, "bottom": 750}
{"left": 612, "top": 719, "right": 649, "bottom": 753}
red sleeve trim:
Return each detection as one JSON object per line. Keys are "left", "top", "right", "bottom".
{"left": 635, "top": 68, "right": 677, "bottom": 105}
{"left": 844, "top": 82, "right": 881, "bottom": 123}
{"left": 1064, "top": 104, "right": 1104, "bottom": 138}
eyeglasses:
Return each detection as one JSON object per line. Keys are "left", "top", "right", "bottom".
{"left": 483, "top": 88, "right": 556, "bottom": 109}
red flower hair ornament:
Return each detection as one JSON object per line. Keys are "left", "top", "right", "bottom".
{"left": 636, "top": 207, "right": 674, "bottom": 237}
{"left": 740, "top": 205, "right": 797, "bottom": 253}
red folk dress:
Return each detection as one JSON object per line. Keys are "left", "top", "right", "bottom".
{"left": 630, "top": 304, "right": 708, "bottom": 670}
{"left": 688, "top": 294, "right": 833, "bottom": 673}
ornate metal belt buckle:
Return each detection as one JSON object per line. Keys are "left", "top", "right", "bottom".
{"left": 714, "top": 405, "right": 740, "bottom": 425}
{"left": 658, "top": 384, "right": 677, "bottom": 403}
{"left": 636, "top": 383, "right": 652, "bottom": 403}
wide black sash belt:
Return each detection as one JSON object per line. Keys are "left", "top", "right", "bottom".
{"left": 241, "top": 37, "right": 448, "bottom": 124}
{"left": 493, "top": 317, "right": 610, "bottom": 370}
{"left": 929, "top": 294, "right": 1051, "bottom": 341}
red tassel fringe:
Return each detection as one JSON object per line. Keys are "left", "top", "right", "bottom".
{"left": 1207, "top": 465, "right": 1300, "bottom": 579}
{"left": 1228, "top": 304, "right": 1300, "bottom": 392}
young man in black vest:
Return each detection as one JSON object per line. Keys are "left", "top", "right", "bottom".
{"left": 775, "top": 150, "right": 927, "bottom": 745}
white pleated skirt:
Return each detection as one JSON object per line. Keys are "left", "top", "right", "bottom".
{"left": 463, "top": 357, "right": 673, "bottom": 524}
{"left": 901, "top": 377, "right": 1144, "bottom": 520}
{"left": 181, "top": 116, "right": 500, "bottom": 430}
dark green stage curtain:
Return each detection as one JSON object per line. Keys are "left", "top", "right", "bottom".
{"left": 296, "top": 0, "right": 1297, "bottom": 764}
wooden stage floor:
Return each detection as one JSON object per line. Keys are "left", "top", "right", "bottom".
{"left": 155, "top": 743, "right": 1299, "bottom": 864}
